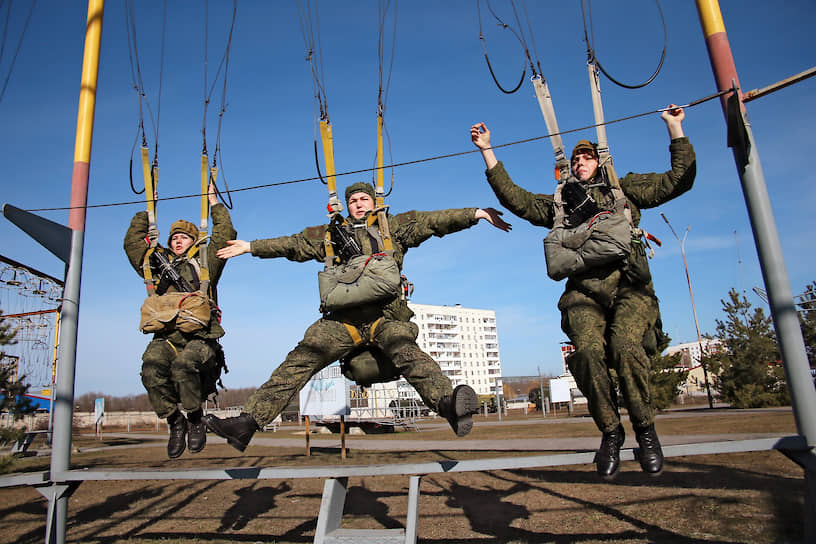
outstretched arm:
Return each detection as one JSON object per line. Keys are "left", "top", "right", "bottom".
{"left": 475, "top": 208, "right": 512, "bottom": 232}
{"left": 661, "top": 104, "right": 685, "bottom": 139}
{"left": 471, "top": 122, "right": 498, "bottom": 170}
{"left": 216, "top": 240, "right": 251, "bottom": 260}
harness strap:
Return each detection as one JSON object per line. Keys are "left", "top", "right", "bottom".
{"left": 375, "top": 114, "right": 394, "bottom": 254}
{"left": 320, "top": 120, "right": 342, "bottom": 215}
{"left": 368, "top": 317, "right": 383, "bottom": 343}
{"left": 197, "top": 153, "right": 212, "bottom": 296}
{"left": 531, "top": 76, "right": 572, "bottom": 183}
{"left": 141, "top": 145, "right": 160, "bottom": 295}
{"left": 165, "top": 339, "right": 179, "bottom": 357}
{"left": 343, "top": 323, "right": 363, "bottom": 345}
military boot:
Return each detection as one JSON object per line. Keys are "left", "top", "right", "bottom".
{"left": 594, "top": 424, "right": 625, "bottom": 481}
{"left": 186, "top": 409, "right": 206, "bottom": 454}
{"left": 166, "top": 411, "right": 188, "bottom": 459}
{"left": 634, "top": 423, "right": 664, "bottom": 475}
{"left": 203, "top": 412, "right": 259, "bottom": 452}
{"left": 437, "top": 384, "right": 479, "bottom": 437}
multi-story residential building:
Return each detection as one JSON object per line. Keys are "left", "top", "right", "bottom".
{"left": 664, "top": 338, "right": 723, "bottom": 368}
{"left": 408, "top": 302, "right": 503, "bottom": 398}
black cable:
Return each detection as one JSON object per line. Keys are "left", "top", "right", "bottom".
{"left": 582, "top": 0, "right": 667, "bottom": 90}
{"left": 374, "top": 0, "right": 398, "bottom": 191}
{"left": 26, "top": 89, "right": 730, "bottom": 213}
{"left": 208, "top": 0, "right": 237, "bottom": 209}
{"left": 477, "top": 0, "right": 527, "bottom": 94}
{"left": 125, "top": 0, "right": 161, "bottom": 195}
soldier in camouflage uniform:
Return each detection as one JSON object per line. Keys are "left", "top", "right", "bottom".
{"left": 471, "top": 106, "right": 696, "bottom": 479}
{"left": 203, "top": 182, "right": 511, "bottom": 452}
{"left": 124, "top": 183, "right": 236, "bottom": 458}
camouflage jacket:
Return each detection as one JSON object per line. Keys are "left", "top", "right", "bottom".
{"left": 486, "top": 137, "right": 696, "bottom": 306}
{"left": 123, "top": 204, "right": 237, "bottom": 340}
{"left": 250, "top": 208, "right": 479, "bottom": 322}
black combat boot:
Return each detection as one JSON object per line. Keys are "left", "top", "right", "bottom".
{"left": 166, "top": 411, "right": 188, "bottom": 459}
{"left": 634, "top": 423, "right": 664, "bottom": 475}
{"left": 186, "top": 409, "right": 207, "bottom": 454}
{"left": 436, "top": 384, "right": 479, "bottom": 437}
{"left": 203, "top": 412, "right": 259, "bottom": 452}
{"left": 594, "top": 424, "right": 625, "bottom": 481}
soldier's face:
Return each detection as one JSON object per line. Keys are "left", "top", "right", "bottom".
{"left": 348, "top": 192, "right": 375, "bottom": 219}
{"left": 571, "top": 152, "right": 598, "bottom": 182}
{"left": 170, "top": 233, "right": 194, "bottom": 255}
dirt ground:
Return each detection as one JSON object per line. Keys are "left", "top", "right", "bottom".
{"left": 0, "top": 409, "right": 807, "bottom": 544}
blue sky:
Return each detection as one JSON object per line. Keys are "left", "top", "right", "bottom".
{"left": 1, "top": 1, "right": 814, "bottom": 397}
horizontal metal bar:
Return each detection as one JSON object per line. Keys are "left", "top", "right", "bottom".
{"left": 1, "top": 437, "right": 805, "bottom": 487}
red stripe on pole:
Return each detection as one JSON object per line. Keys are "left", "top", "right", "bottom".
{"left": 704, "top": 31, "right": 742, "bottom": 116}
{"left": 69, "top": 161, "right": 90, "bottom": 231}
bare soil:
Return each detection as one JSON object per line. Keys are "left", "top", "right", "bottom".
{"left": 0, "top": 408, "right": 805, "bottom": 543}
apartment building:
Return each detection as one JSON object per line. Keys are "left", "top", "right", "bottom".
{"left": 408, "top": 302, "right": 503, "bottom": 397}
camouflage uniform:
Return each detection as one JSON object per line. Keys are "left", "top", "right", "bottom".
{"left": 123, "top": 205, "right": 236, "bottom": 418}
{"left": 485, "top": 138, "right": 696, "bottom": 433}
{"left": 242, "top": 208, "right": 481, "bottom": 427}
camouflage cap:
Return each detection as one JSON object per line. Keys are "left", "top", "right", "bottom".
{"left": 344, "top": 182, "right": 376, "bottom": 204}
{"left": 167, "top": 219, "right": 198, "bottom": 245}
{"left": 571, "top": 139, "right": 598, "bottom": 161}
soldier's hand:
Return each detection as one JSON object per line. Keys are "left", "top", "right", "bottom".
{"left": 208, "top": 182, "right": 219, "bottom": 206}
{"left": 471, "top": 122, "right": 491, "bottom": 150}
{"left": 476, "top": 208, "right": 512, "bottom": 232}
{"left": 216, "top": 239, "right": 251, "bottom": 260}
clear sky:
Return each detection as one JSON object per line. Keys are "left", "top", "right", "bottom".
{"left": 1, "top": 1, "right": 814, "bottom": 397}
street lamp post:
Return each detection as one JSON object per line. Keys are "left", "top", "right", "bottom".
{"left": 661, "top": 213, "right": 714, "bottom": 409}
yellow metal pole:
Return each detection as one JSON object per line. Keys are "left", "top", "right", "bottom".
{"left": 68, "top": 0, "right": 104, "bottom": 232}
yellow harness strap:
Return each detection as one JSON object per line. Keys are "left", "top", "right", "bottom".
{"left": 343, "top": 323, "right": 363, "bottom": 345}
{"left": 374, "top": 114, "right": 394, "bottom": 253}
{"left": 368, "top": 317, "right": 383, "bottom": 342}
{"left": 141, "top": 146, "right": 160, "bottom": 295}
{"left": 343, "top": 317, "right": 384, "bottom": 347}
{"left": 165, "top": 339, "right": 178, "bottom": 357}
{"left": 320, "top": 119, "right": 342, "bottom": 215}
{"left": 197, "top": 153, "right": 213, "bottom": 295}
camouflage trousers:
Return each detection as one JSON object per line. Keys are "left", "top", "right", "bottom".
{"left": 245, "top": 316, "right": 453, "bottom": 427}
{"left": 559, "top": 286, "right": 659, "bottom": 433}
{"left": 141, "top": 337, "right": 218, "bottom": 419}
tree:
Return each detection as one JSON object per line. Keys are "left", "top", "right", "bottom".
{"left": 650, "top": 350, "right": 687, "bottom": 411}
{"left": 799, "top": 282, "right": 816, "bottom": 371}
{"left": 1, "top": 311, "right": 37, "bottom": 447}
{"left": 707, "top": 289, "right": 788, "bottom": 408}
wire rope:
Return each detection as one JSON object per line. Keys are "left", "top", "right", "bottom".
{"left": 582, "top": 0, "right": 667, "bottom": 89}
{"left": 297, "top": 0, "right": 332, "bottom": 185}
{"left": 125, "top": 0, "right": 166, "bottom": 194}
{"left": 477, "top": 0, "right": 528, "bottom": 94}
{"left": 375, "top": 0, "right": 397, "bottom": 197}
{"left": 26, "top": 89, "right": 730, "bottom": 214}
{"left": 0, "top": 0, "right": 37, "bottom": 105}
{"left": 201, "top": 0, "right": 237, "bottom": 209}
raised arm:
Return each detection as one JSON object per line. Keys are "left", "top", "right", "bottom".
{"left": 661, "top": 104, "right": 685, "bottom": 139}
{"left": 471, "top": 122, "right": 498, "bottom": 170}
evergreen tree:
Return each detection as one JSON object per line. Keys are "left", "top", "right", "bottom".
{"left": 650, "top": 350, "right": 687, "bottom": 411}
{"left": 1, "top": 311, "right": 37, "bottom": 446}
{"left": 707, "top": 289, "right": 788, "bottom": 408}
{"left": 799, "top": 282, "right": 816, "bottom": 371}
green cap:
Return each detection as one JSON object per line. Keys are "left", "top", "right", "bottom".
{"left": 167, "top": 219, "right": 198, "bottom": 245}
{"left": 571, "top": 139, "right": 598, "bottom": 161}
{"left": 344, "top": 182, "right": 376, "bottom": 204}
